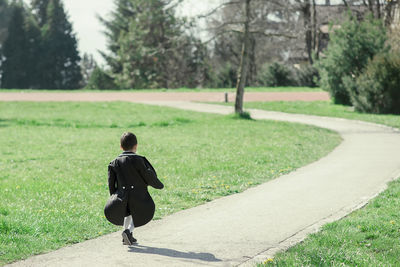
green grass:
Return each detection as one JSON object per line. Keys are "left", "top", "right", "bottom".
{"left": 218, "top": 101, "right": 400, "bottom": 129}
{"left": 0, "top": 86, "right": 323, "bottom": 93}
{"left": 0, "top": 101, "right": 340, "bottom": 265}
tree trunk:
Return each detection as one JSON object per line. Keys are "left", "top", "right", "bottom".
{"left": 376, "top": 0, "right": 381, "bottom": 19}
{"left": 303, "top": 0, "right": 313, "bottom": 64}
{"left": 394, "top": 1, "right": 400, "bottom": 25}
{"left": 311, "top": 0, "right": 317, "bottom": 60}
{"left": 234, "top": 0, "right": 251, "bottom": 114}
{"left": 367, "top": 0, "right": 375, "bottom": 17}
{"left": 248, "top": 35, "right": 256, "bottom": 86}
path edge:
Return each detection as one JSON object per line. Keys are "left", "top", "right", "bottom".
{"left": 240, "top": 169, "right": 400, "bottom": 266}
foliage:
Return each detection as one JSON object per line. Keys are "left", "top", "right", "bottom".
{"left": 257, "top": 62, "right": 296, "bottom": 87}
{"left": 30, "top": 0, "right": 50, "bottom": 26}
{"left": 212, "top": 63, "right": 237, "bottom": 88}
{"left": 99, "top": 0, "right": 208, "bottom": 89}
{"left": 350, "top": 53, "right": 400, "bottom": 114}
{"left": 85, "top": 66, "right": 117, "bottom": 90}
{"left": 207, "top": 0, "right": 299, "bottom": 87}
{"left": 295, "top": 64, "right": 319, "bottom": 87}
{"left": 80, "top": 53, "right": 97, "bottom": 88}
{"left": 0, "top": 102, "right": 340, "bottom": 264}
{"left": 0, "top": 3, "right": 41, "bottom": 88}
{"left": 316, "top": 13, "right": 388, "bottom": 105}
{"left": 0, "top": 0, "right": 13, "bottom": 45}
{"left": 38, "top": 0, "right": 82, "bottom": 89}
{"left": 0, "top": 0, "right": 81, "bottom": 89}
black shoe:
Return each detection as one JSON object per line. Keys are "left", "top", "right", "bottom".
{"left": 122, "top": 229, "right": 137, "bottom": 245}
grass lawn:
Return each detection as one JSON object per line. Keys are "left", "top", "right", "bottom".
{"left": 0, "top": 86, "right": 323, "bottom": 93}
{"left": 217, "top": 101, "right": 400, "bottom": 266}
{"left": 0, "top": 101, "right": 340, "bottom": 265}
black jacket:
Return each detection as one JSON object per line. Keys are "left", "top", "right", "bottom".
{"left": 104, "top": 151, "right": 164, "bottom": 227}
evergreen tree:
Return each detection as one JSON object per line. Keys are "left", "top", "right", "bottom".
{"left": 1, "top": 3, "right": 29, "bottom": 88}
{"left": 86, "top": 66, "right": 117, "bottom": 90}
{"left": 39, "top": 0, "right": 81, "bottom": 89}
{"left": 0, "top": 0, "right": 12, "bottom": 44}
{"left": 0, "top": 0, "right": 13, "bottom": 84}
{"left": 30, "top": 0, "right": 50, "bottom": 26}
{"left": 316, "top": 14, "right": 387, "bottom": 105}
{"left": 80, "top": 53, "right": 97, "bottom": 87}
{"left": 99, "top": 0, "right": 206, "bottom": 89}
{"left": 24, "top": 12, "right": 42, "bottom": 88}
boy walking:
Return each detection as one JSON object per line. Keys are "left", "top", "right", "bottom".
{"left": 105, "top": 132, "right": 164, "bottom": 245}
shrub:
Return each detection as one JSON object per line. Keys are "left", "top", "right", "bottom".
{"left": 257, "top": 62, "right": 296, "bottom": 87}
{"left": 350, "top": 53, "right": 400, "bottom": 114}
{"left": 295, "top": 64, "right": 319, "bottom": 87}
{"left": 209, "top": 63, "right": 237, "bottom": 88}
{"left": 316, "top": 13, "right": 388, "bottom": 105}
{"left": 85, "top": 67, "right": 117, "bottom": 90}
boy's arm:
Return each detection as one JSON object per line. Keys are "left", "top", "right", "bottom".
{"left": 108, "top": 164, "right": 117, "bottom": 195}
{"left": 136, "top": 157, "right": 164, "bottom": 189}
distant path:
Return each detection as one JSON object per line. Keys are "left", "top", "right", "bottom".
{"left": 6, "top": 102, "right": 400, "bottom": 267}
{"left": 0, "top": 91, "right": 329, "bottom": 102}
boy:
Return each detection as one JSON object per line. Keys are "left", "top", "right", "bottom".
{"left": 105, "top": 132, "right": 164, "bottom": 245}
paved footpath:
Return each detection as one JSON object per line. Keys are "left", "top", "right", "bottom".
{"left": 7, "top": 102, "right": 400, "bottom": 267}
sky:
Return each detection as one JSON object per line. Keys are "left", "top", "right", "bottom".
{"left": 56, "top": 0, "right": 221, "bottom": 65}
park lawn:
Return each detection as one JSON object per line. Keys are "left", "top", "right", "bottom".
{"left": 229, "top": 101, "right": 400, "bottom": 266}
{"left": 0, "top": 101, "right": 340, "bottom": 265}
{"left": 0, "top": 86, "right": 322, "bottom": 93}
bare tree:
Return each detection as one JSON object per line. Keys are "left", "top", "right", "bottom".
{"left": 202, "top": 0, "right": 296, "bottom": 114}
{"left": 234, "top": 0, "right": 251, "bottom": 114}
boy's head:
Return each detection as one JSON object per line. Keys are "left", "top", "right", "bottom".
{"left": 120, "top": 132, "right": 137, "bottom": 152}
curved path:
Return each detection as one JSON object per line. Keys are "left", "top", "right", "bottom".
{"left": 7, "top": 102, "right": 400, "bottom": 267}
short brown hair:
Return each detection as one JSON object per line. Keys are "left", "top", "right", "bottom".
{"left": 120, "top": 132, "right": 137, "bottom": 151}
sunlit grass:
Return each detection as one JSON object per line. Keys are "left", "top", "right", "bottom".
{"left": 0, "top": 101, "right": 341, "bottom": 265}
{"left": 0, "top": 86, "right": 323, "bottom": 93}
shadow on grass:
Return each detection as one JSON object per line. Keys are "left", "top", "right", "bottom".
{"left": 0, "top": 118, "right": 10, "bottom": 127}
{"left": 128, "top": 244, "right": 222, "bottom": 262}
{"left": 228, "top": 111, "right": 254, "bottom": 120}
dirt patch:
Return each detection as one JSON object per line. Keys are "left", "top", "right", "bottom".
{"left": 0, "top": 91, "right": 329, "bottom": 102}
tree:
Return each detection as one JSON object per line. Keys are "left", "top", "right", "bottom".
{"left": 24, "top": 11, "right": 42, "bottom": 88}
{"left": 30, "top": 0, "right": 50, "bottom": 26}
{"left": 0, "top": 0, "right": 13, "bottom": 83}
{"left": 80, "top": 53, "right": 97, "bottom": 87}
{"left": 85, "top": 66, "right": 117, "bottom": 90}
{"left": 39, "top": 0, "right": 81, "bottom": 89}
{"left": 234, "top": 0, "right": 251, "bottom": 114}
{"left": 0, "top": 3, "right": 35, "bottom": 88}
{"left": 350, "top": 52, "right": 400, "bottom": 114}
{"left": 294, "top": 0, "right": 318, "bottom": 64}
{"left": 316, "top": 14, "right": 387, "bottom": 105}
{"left": 0, "top": 0, "right": 12, "bottom": 45}
{"left": 203, "top": 0, "right": 296, "bottom": 114}
{"left": 99, "top": 0, "right": 206, "bottom": 89}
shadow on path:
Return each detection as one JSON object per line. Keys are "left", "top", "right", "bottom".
{"left": 128, "top": 244, "right": 222, "bottom": 262}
